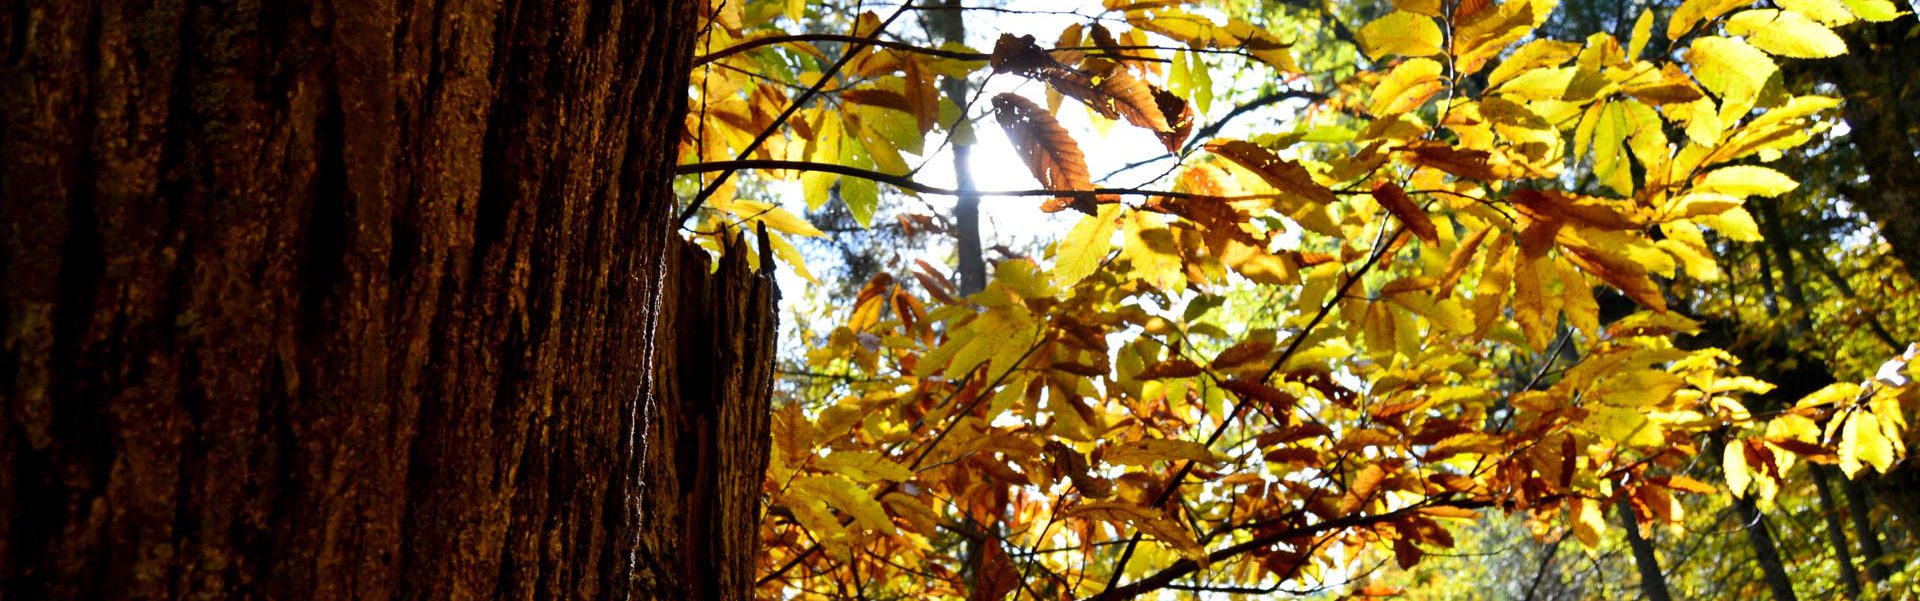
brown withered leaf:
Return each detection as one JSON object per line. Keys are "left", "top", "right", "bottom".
{"left": 992, "top": 93, "right": 1109, "bottom": 214}
{"left": 840, "top": 87, "right": 914, "bottom": 112}
{"left": 1152, "top": 87, "right": 1195, "bottom": 152}
{"left": 1045, "top": 440, "right": 1114, "bottom": 498}
{"left": 1562, "top": 243, "right": 1668, "bottom": 312}
{"left": 990, "top": 33, "right": 1062, "bottom": 75}
{"left": 1437, "top": 227, "right": 1492, "bottom": 297}
{"left": 1137, "top": 358, "right": 1204, "bottom": 380}
{"left": 1511, "top": 189, "right": 1641, "bottom": 230}
{"left": 1205, "top": 140, "right": 1340, "bottom": 206}
{"left": 1456, "top": 0, "right": 1494, "bottom": 20}
{"left": 1372, "top": 181, "right": 1438, "bottom": 245}
{"left": 1211, "top": 340, "right": 1275, "bottom": 370}
{"left": 970, "top": 541, "right": 1021, "bottom": 601}
{"left": 1401, "top": 142, "right": 1503, "bottom": 180}
{"left": 1083, "top": 61, "right": 1173, "bottom": 132}
{"left": 1220, "top": 378, "right": 1297, "bottom": 413}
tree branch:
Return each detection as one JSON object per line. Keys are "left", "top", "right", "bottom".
{"left": 1087, "top": 498, "right": 1495, "bottom": 600}
{"left": 678, "top": 3, "right": 916, "bottom": 225}
{"left": 674, "top": 159, "right": 1359, "bottom": 202}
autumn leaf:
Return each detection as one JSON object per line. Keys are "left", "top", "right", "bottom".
{"left": 1372, "top": 182, "right": 1437, "bottom": 245}
{"left": 993, "top": 93, "right": 1109, "bottom": 214}
{"left": 1359, "top": 11, "right": 1445, "bottom": 59}
{"left": 1204, "top": 140, "right": 1339, "bottom": 206}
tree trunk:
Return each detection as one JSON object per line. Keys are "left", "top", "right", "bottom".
{"left": 0, "top": 1, "right": 775, "bottom": 599}
{"left": 930, "top": 0, "right": 986, "bottom": 296}
{"left": 1735, "top": 498, "right": 1800, "bottom": 601}
{"left": 1843, "top": 477, "right": 1893, "bottom": 585}
{"left": 1617, "top": 498, "right": 1673, "bottom": 601}
{"left": 1812, "top": 465, "right": 1865, "bottom": 598}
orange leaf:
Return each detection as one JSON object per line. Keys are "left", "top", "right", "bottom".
{"left": 1372, "top": 182, "right": 1437, "bottom": 245}
{"left": 992, "top": 93, "right": 1110, "bottom": 214}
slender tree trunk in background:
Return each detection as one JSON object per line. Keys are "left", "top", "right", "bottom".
{"left": 1811, "top": 466, "right": 1865, "bottom": 599}
{"left": 1617, "top": 499, "right": 1673, "bottom": 601}
{"left": 0, "top": 0, "right": 776, "bottom": 599}
{"left": 932, "top": 0, "right": 985, "bottom": 295}
{"left": 1843, "top": 477, "right": 1893, "bottom": 584}
{"left": 1735, "top": 498, "right": 1800, "bottom": 601}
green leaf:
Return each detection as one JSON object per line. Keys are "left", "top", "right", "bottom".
{"left": 1054, "top": 204, "right": 1122, "bottom": 287}
{"left": 1725, "top": 9, "right": 1848, "bottom": 58}
{"left": 843, "top": 175, "right": 877, "bottom": 227}
{"left": 1358, "top": 11, "right": 1444, "bottom": 60}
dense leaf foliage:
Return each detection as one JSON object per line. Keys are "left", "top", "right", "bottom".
{"left": 676, "top": 0, "right": 1917, "bottom": 597}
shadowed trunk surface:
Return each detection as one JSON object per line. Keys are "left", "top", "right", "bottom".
{"left": 0, "top": 0, "right": 775, "bottom": 599}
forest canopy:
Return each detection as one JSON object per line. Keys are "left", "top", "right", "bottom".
{"left": 675, "top": 0, "right": 1920, "bottom": 598}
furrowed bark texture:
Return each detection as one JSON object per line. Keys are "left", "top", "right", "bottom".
{"left": 0, "top": 0, "right": 776, "bottom": 599}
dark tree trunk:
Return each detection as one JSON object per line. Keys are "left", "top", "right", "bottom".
{"left": 1617, "top": 499, "right": 1673, "bottom": 601}
{"left": 930, "top": 0, "right": 985, "bottom": 296}
{"left": 1736, "top": 498, "right": 1800, "bottom": 601}
{"left": 0, "top": 0, "right": 775, "bottom": 599}
{"left": 1811, "top": 465, "right": 1864, "bottom": 599}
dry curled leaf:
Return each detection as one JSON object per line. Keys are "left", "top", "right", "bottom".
{"left": 993, "top": 93, "right": 1110, "bottom": 214}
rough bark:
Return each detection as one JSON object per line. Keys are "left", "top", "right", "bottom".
{"left": 0, "top": 0, "right": 775, "bottom": 599}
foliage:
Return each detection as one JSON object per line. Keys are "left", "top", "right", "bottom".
{"left": 675, "top": 0, "right": 1918, "bottom": 597}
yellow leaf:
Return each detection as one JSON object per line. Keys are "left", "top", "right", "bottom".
{"left": 1572, "top": 498, "right": 1606, "bottom": 547}
{"left": 1487, "top": 40, "right": 1583, "bottom": 89}
{"left": 1688, "top": 37, "right": 1778, "bottom": 116}
{"left": 1844, "top": 411, "right": 1898, "bottom": 476}
{"left": 1626, "top": 9, "right": 1654, "bottom": 59}
{"left": 816, "top": 450, "right": 912, "bottom": 483}
{"left": 1696, "top": 165, "right": 1798, "bottom": 197}
{"left": 724, "top": 199, "right": 824, "bottom": 238}
{"left": 1777, "top": 0, "right": 1858, "bottom": 25}
{"left": 1725, "top": 9, "right": 1848, "bottom": 58}
{"left": 1669, "top": 0, "right": 1750, "bottom": 40}
{"left": 1495, "top": 67, "right": 1577, "bottom": 100}
{"left": 1370, "top": 58, "right": 1446, "bottom": 116}
{"left": 1725, "top": 441, "right": 1752, "bottom": 496}
{"left": 1842, "top": 0, "right": 1903, "bottom": 21}
{"left": 1697, "top": 206, "right": 1763, "bottom": 242}
{"left": 794, "top": 475, "right": 897, "bottom": 535}
{"left": 1070, "top": 502, "right": 1207, "bottom": 563}
{"left": 1393, "top": 0, "right": 1443, "bottom": 16}
{"left": 1054, "top": 204, "right": 1122, "bottom": 287}
{"left": 1359, "top": 11, "right": 1445, "bottom": 59}
{"left": 767, "top": 232, "right": 817, "bottom": 284}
